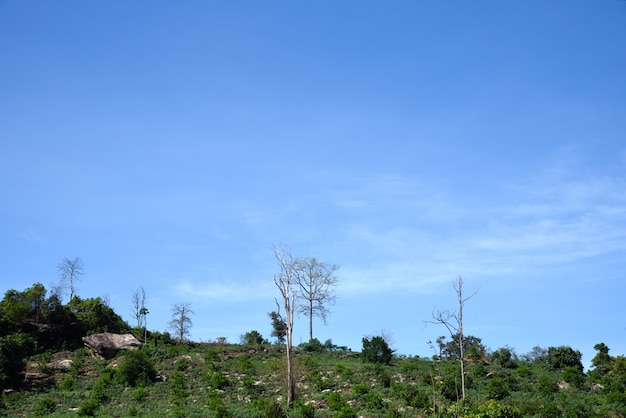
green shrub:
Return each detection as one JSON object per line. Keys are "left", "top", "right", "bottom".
{"left": 116, "top": 349, "right": 156, "bottom": 387}
{"left": 362, "top": 336, "right": 393, "bottom": 365}
{"left": 206, "top": 390, "right": 232, "bottom": 417}
{"left": 170, "top": 370, "right": 187, "bottom": 406}
{"left": 32, "top": 396, "right": 56, "bottom": 416}
{"left": 300, "top": 338, "right": 325, "bottom": 352}
{"left": 174, "top": 357, "right": 190, "bottom": 371}
{"left": 208, "top": 371, "right": 230, "bottom": 390}
{"left": 296, "top": 401, "right": 315, "bottom": 418}
{"left": 60, "top": 375, "right": 77, "bottom": 390}
{"left": 485, "top": 376, "right": 509, "bottom": 400}
{"left": 132, "top": 386, "right": 147, "bottom": 402}
{"left": 563, "top": 366, "right": 586, "bottom": 389}
{"left": 77, "top": 398, "right": 99, "bottom": 416}
{"left": 352, "top": 383, "right": 369, "bottom": 395}
{"left": 538, "top": 373, "right": 559, "bottom": 395}
{"left": 327, "top": 392, "right": 349, "bottom": 411}
{"left": 364, "top": 392, "right": 385, "bottom": 410}
{"left": 262, "top": 401, "right": 287, "bottom": 418}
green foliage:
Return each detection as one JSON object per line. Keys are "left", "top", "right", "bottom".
{"left": 77, "top": 398, "right": 100, "bottom": 416}
{"left": 590, "top": 342, "right": 613, "bottom": 379}
{"left": 268, "top": 311, "right": 287, "bottom": 343}
{"left": 326, "top": 391, "right": 349, "bottom": 410}
{"left": 361, "top": 336, "right": 393, "bottom": 365}
{"left": 116, "top": 349, "right": 156, "bottom": 387}
{"left": 169, "top": 370, "right": 187, "bottom": 406}
{"left": 466, "top": 399, "right": 522, "bottom": 418}
{"left": 0, "top": 332, "right": 36, "bottom": 387}
{"left": 485, "top": 376, "right": 509, "bottom": 400}
{"left": 4, "top": 331, "right": 626, "bottom": 417}
{"left": 538, "top": 372, "right": 559, "bottom": 395}
{"left": 364, "top": 391, "right": 385, "bottom": 410}
{"left": 60, "top": 375, "right": 77, "bottom": 390}
{"left": 300, "top": 338, "right": 326, "bottom": 352}
{"left": 69, "top": 296, "right": 129, "bottom": 335}
{"left": 208, "top": 371, "right": 231, "bottom": 390}
{"left": 262, "top": 401, "right": 287, "bottom": 418}
{"left": 441, "top": 333, "right": 486, "bottom": 360}
{"left": 491, "top": 346, "right": 517, "bottom": 368}
{"left": 241, "top": 330, "right": 266, "bottom": 345}
{"left": 32, "top": 396, "right": 56, "bottom": 416}
{"left": 295, "top": 400, "right": 315, "bottom": 418}
{"left": 547, "top": 346, "right": 583, "bottom": 372}
{"left": 563, "top": 366, "right": 585, "bottom": 389}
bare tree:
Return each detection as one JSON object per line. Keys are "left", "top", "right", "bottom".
{"left": 427, "top": 276, "right": 478, "bottom": 400}
{"left": 131, "top": 287, "right": 148, "bottom": 343}
{"left": 169, "top": 302, "right": 194, "bottom": 343}
{"left": 57, "top": 256, "right": 85, "bottom": 301}
{"left": 272, "top": 243, "right": 296, "bottom": 407}
{"left": 294, "top": 257, "right": 339, "bottom": 342}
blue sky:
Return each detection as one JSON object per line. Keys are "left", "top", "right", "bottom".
{"left": 2, "top": 1, "right": 626, "bottom": 368}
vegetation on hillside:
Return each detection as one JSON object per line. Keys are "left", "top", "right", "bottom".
{"left": 1, "top": 282, "right": 625, "bottom": 417}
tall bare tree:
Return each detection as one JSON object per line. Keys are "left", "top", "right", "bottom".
{"left": 294, "top": 257, "right": 339, "bottom": 342}
{"left": 169, "top": 302, "right": 194, "bottom": 343}
{"left": 272, "top": 244, "right": 296, "bottom": 407}
{"left": 57, "top": 256, "right": 84, "bottom": 301}
{"left": 428, "top": 276, "right": 478, "bottom": 400}
{"left": 131, "top": 287, "right": 148, "bottom": 343}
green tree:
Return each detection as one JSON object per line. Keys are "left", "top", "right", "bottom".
{"left": 590, "top": 343, "right": 613, "bottom": 379}
{"left": 69, "top": 296, "right": 129, "bottom": 335}
{"left": 268, "top": 310, "right": 287, "bottom": 344}
{"left": 117, "top": 350, "right": 156, "bottom": 387}
{"left": 241, "top": 330, "right": 265, "bottom": 345}
{"left": 546, "top": 346, "right": 583, "bottom": 373}
{"left": 361, "top": 336, "right": 393, "bottom": 365}
{"left": 0, "top": 332, "right": 36, "bottom": 387}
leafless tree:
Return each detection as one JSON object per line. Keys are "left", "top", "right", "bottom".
{"left": 427, "top": 275, "right": 478, "bottom": 400}
{"left": 169, "top": 302, "right": 194, "bottom": 343}
{"left": 272, "top": 243, "right": 296, "bottom": 407}
{"left": 57, "top": 256, "right": 84, "bottom": 301}
{"left": 131, "top": 287, "right": 148, "bottom": 343}
{"left": 294, "top": 257, "right": 339, "bottom": 342}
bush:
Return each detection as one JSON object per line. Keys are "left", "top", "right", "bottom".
{"left": 77, "top": 398, "right": 99, "bottom": 416}
{"left": 262, "top": 401, "right": 287, "bottom": 418}
{"left": 241, "top": 330, "right": 265, "bottom": 345}
{"left": 0, "top": 332, "right": 36, "bottom": 387}
{"left": 362, "top": 336, "right": 393, "bottom": 365}
{"left": 170, "top": 371, "right": 187, "bottom": 406}
{"left": 60, "top": 375, "right": 77, "bottom": 390}
{"left": 32, "top": 396, "right": 56, "bottom": 416}
{"left": 300, "top": 338, "right": 325, "bottom": 352}
{"left": 116, "top": 349, "right": 156, "bottom": 387}
{"left": 538, "top": 373, "right": 559, "bottom": 395}
{"left": 208, "top": 371, "right": 230, "bottom": 390}
{"left": 327, "top": 392, "right": 349, "bottom": 411}
{"left": 485, "top": 376, "right": 509, "bottom": 400}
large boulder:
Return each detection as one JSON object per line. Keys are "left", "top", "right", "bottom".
{"left": 82, "top": 333, "right": 142, "bottom": 359}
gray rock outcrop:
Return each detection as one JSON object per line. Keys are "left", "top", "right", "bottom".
{"left": 82, "top": 332, "right": 142, "bottom": 358}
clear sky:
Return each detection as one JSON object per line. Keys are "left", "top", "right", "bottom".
{"left": 1, "top": 1, "right": 625, "bottom": 368}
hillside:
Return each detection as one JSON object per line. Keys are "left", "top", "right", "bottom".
{"left": 2, "top": 340, "right": 626, "bottom": 417}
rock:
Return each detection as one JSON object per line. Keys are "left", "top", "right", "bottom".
{"left": 82, "top": 333, "right": 142, "bottom": 359}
